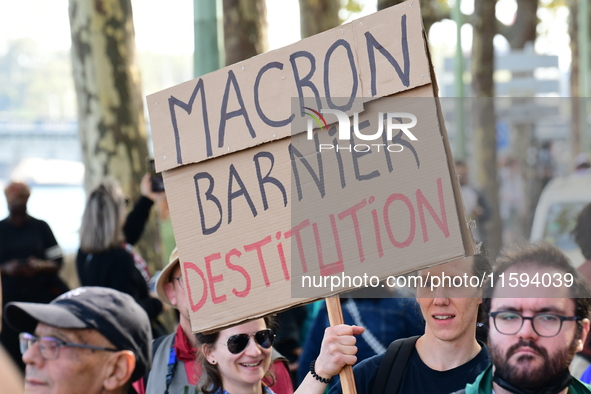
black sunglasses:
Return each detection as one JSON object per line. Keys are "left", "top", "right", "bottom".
{"left": 223, "top": 329, "right": 275, "bottom": 354}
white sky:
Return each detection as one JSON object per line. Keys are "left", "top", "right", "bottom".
{"left": 0, "top": 0, "right": 377, "bottom": 54}
{"left": 0, "top": 0, "right": 572, "bottom": 69}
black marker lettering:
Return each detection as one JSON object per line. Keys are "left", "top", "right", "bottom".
{"left": 351, "top": 120, "right": 380, "bottom": 181}
{"left": 254, "top": 62, "right": 295, "bottom": 127}
{"left": 168, "top": 78, "right": 213, "bottom": 162}
{"left": 194, "top": 172, "right": 222, "bottom": 235}
{"left": 253, "top": 151, "right": 288, "bottom": 210}
{"left": 218, "top": 70, "right": 256, "bottom": 148}
{"left": 289, "top": 51, "right": 321, "bottom": 116}
{"left": 227, "top": 164, "right": 258, "bottom": 224}
{"left": 289, "top": 133, "right": 325, "bottom": 201}
{"left": 365, "top": 14, "right": 410, "bottom": 96}
{"left": 324, "top": 39, "right": 358, "bottom": 111}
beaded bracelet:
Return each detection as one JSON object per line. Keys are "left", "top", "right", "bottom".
{"left": 309, "top": 359, "right": 334, "bottom": 384}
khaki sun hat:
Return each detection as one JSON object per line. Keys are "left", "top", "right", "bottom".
{"left": 155, "top": 247, "right": 180, "bottom": 307}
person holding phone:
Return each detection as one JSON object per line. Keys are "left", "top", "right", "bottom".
{"left": 76, "top": 178, "right": 163, "bottom": 334}
{"left": 123, "top": 172, "right": 165, "bottom": 247}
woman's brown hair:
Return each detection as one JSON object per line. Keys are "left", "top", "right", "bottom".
{"left": 196, "top": 317, "right": 276, "bottom": 394}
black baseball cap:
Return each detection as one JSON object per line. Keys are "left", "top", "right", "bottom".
{"left": 4, "top": 286, "right": 152, "bottom": 381}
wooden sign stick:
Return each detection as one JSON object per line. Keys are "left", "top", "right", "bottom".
{"left": 325, "top": 296, "right": 358, "bottom": 394}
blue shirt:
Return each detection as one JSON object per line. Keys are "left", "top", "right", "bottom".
{"left": 297, "top": 297, "right": 425, "bottom": 386}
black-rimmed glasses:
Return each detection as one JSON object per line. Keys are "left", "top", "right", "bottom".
{"left": 19, "top": 332, "right": 118, "bottom": 360}
{"left": 222, "top": 329, "right": 275, "bottom": 354}
{"left": 490, "top": 311, "right": 581, "bottom": 337}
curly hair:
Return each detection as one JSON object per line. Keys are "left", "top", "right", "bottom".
{"left": 473, "top": 248, "right": 493, "bottom": 323}
{"left": 573, "top": 202, "right": 591, "bottom": 260}
{"left": 196, "top": 317, "right": 276, "bottom": 394}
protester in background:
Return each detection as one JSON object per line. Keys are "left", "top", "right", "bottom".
{"left": 0, "top": 181, "right": 69, "bottom": 371}
{"left": 4, "top": 286, "right": 152, "bottom": 394}
{"left": 574, "top": 153, "right": 591, "bottom": 175}
{"left": 76, "top": 178, "right": 163, "bottom": 330}
{"left": 274, "top": 305, "right": 308, "bottom": 383}
{"left": 154, "top": 194, "right": 176, "bottom": 268}
{"left": 455, "top": 160, "right": 491, "bottom": 243}
{"left": 455, "top": 242, "right": 591, "bottom": 394}
{"left": 574, "top": 202, "right": 591, "bottom": 284}
{"left": 123, "top": 173, "right": 164, "bottom": 247}
{"left": 537, "top": 140, "right": 556, "bottom": 190}
{"left": 571, "top": 202, "right": 591, "bottom": 378}
{"left": 499, "top": 157, "right": 526, "bottom": 245}
{"left": 0, "top": 273, "right": 25, "bottom": 394}
{"left": 316, "top": 254, "right": 491, "bottom": 394}
{"left": 139, "top": 248, "right": 293, "bottom": 394}
{"left": 296, "top": 291, "right": 424, "bottom": 387}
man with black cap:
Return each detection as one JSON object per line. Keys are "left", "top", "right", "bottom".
{"left": 4, "top": 286, "right": 152, "bottom": 394}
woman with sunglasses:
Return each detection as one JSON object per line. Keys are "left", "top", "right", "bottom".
{"left": 197, "top": 317, "right": 364, "bottom": 394}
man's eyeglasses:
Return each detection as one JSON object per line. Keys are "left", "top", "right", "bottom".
{"left": 222, "top": 329, "right": 275, "bottom": 354}
{"left": 490, "top": 311, "right": 581, "bottom": 337}
{"left": 19, "top": 332, "right": 118, "bottom": 360}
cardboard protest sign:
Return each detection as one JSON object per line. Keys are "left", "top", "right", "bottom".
{"left": 147, "top": 0, "right": 474, "bottom": 334}
{"left": 148, "top": 0, "right": 431, "bottom": 172}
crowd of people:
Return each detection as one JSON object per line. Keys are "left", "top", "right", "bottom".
{"left": 1, "top": 172, "right": 591, "bottom": 394}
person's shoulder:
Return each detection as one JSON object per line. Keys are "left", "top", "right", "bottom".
{"left": 476, "top": 341, "right": 491, "bottom": 361}
{"left": 572, "top": 377, "right": 591, "bottom": 393}
{"left": 27, "top": 215, "right": 51, "bottom": 228}
{"left": 112, "top": 247, "right": 137, "bottom": 268}
{"left": 83, "top": 247, "right": 134, "bottom": 265}
{"left": 462, "top": 341, "right": 491, "bottom": 372}
{"left": 328, "top": 353, "right": 383, "bottom": 394}
{"left": 353, "top": 351, "right": 384, "bottom": 372}
{"left": 263, "top": 385, "right": 277, "bottom": 394}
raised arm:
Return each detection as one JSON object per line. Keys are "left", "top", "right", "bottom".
{"left": 294, "top": 324, "right": 364, "bottom": 394}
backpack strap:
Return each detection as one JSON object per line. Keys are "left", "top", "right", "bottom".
{"left": 371, "top": 335, "right": 420, "bottom": 394}
{"left": 144, "top": 333, "right": 171, "bottom": 386}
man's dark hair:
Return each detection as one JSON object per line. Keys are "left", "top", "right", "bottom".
{"left": 473, "top": 247, "right": 493, "bottom": 323}
{"left": 573, "top": 203, "right": 591, "bottom": 260}
{"left": 482, "top": 242, "right": 591, "bottom": 332}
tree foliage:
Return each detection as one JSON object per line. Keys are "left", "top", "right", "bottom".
{"left": 0, "top": 39, "right": 74, "bottom": 121}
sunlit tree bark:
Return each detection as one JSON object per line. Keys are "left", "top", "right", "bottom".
{"left": 377, "top": 0, "right": 449, "bottom": 34}
{"left": 223, "top": 0, "right": 268, "bottom": 65}
{"left": 499, "top": 0, "right": 538, "bottom": 49}
{"left": 299, "top": 0, "right": 341, "bottom": 38}
{"left": 69, "top": 0, "right": 161, "bottom": 270}
{"left": 472, "top": 0, "right": 502, "bottom": 259}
